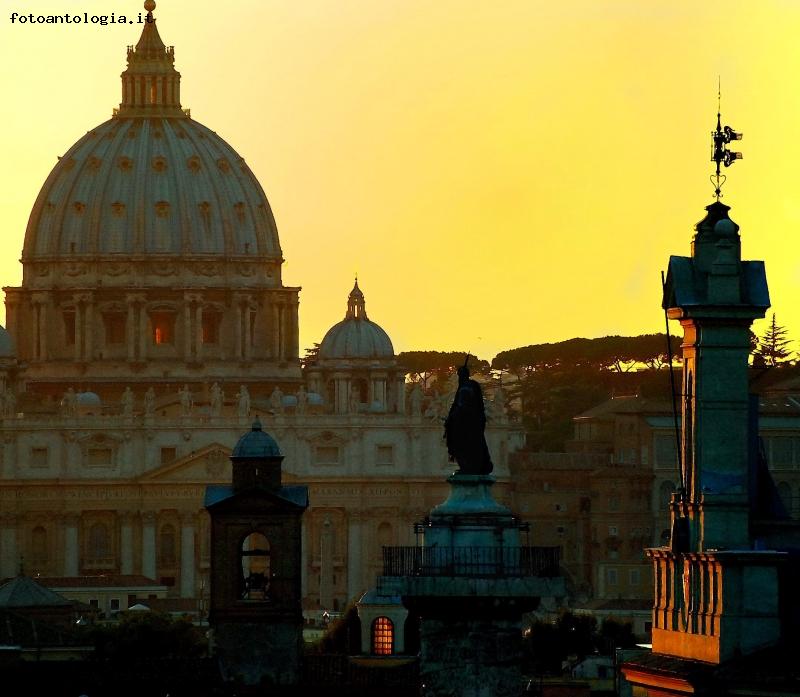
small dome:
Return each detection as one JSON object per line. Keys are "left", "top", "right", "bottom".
{"left": 76, "top": 391, "right": 102, "bottom": 406}
{"left": 231, "top": 418, "right": 281, "bottom": 458}
{"left": 319, "top": 281, "right": 394, "bottom": 360}
{"left": 0, "top": 326, "right": 14, "bottom": 358}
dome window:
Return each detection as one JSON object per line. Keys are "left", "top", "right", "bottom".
{"left": 187, "top": 156, "right": 201, "bottom": 173}
{"left": 111, "top": 201, "right": 126, "bottom": 218}
{"left": 217, "top": 158, "right": 230, "bottom": 173}
{"left": 150, "top": 311, "right": 176, "bottom": 345}
{"left": 73, "top": 201, "right": 86, "bottom": 215}
{"left": 233, "top": 201, "right": 246, "bottom": 223}
{"left": 103, "top": 313, "right": 126, "bottom": 345}
{"left": 202, "top": 310, "right": 222, "bottom": 344}
{"left": 87, "top": 156, "right": 102, "bottom": 172}
{"left": 152, "top": 156, "right": 168, "bottom": 172}
{"left": 118, "top": 156, "right": 133, "bottom": 172}
{"left": 154, "top": 201, "right": 171, "bottom": 218}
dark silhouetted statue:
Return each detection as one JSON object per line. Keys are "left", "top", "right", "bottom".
{"left": 444, "top": 357, "right": 493, "bottom": 475}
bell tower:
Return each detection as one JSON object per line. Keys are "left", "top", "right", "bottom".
{"left": 205, "top": 419, "right": 309, "bottom": 686}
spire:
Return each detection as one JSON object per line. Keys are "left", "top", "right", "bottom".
{"left": 116, "top": 1, "right": 185, "bottom": 117}
{"left": 345, "top": 278, "right": 368, "bottom": 320}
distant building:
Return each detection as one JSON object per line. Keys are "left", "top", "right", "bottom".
{"left": 0, "top": 3, "right": 521, "bottom": 618}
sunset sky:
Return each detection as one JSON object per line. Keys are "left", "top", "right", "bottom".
{"left": 1, "top": 0, "right": 799, "bottom": 360}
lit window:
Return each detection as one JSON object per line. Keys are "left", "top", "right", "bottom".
{"left": 241, "top": 532, "right": 270, "bottom": 601}
{"left": 372, "top": 616, "right": 394, "bottom": 655}
{"left": 151, "top": 312, "right": 175, "bottom": 345}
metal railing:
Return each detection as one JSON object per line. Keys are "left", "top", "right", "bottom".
{"left": 382, "top": 545, "right": 560, "bottom": 579}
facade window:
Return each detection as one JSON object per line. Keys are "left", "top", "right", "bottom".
{"left": 241, "top": 532, "right": 270, "bottom": 600}
{"left": 629, "top": 569, "right": 641, "bottom": 586}
{"left": 63, "top": 311, "right": 76, "bottom": 345}
{"left": 151, "top": 311, "right": 176, "bottom": 345}
{"left": 87, "top": 447, "right": 113, "bottom": 468}
{"left": 609, "top": 496, "right": 620, "bottom": 511}
{"left": 110, "top": 598, "right": 121, "bottom": 614}
{"left": 607, "top": 568, "right": 618, "bottom": 586}
{"left": 764, "top": 437, "right": 800, "bottom": 469}
{"left": 556, "top": 526, "right": 565, "bottom": 536}
{"left": 654, "top": 434, "right": 679, "bottom": 470}
{"left": 202, "top": 311, "right": 221, "bottom": 344}
{"left": 88, "top": 523, "right": 111, "bottom": 559}
{"left": 31, "top": 447, "right": 49, "bottom": 468}
{"left": 31, "top": 526, "right": 48, "bottom": 563}
{"left": 159, "top": 524, "right": 177, "bottom": 565}
{"left": 315, "top": 445, "right": 340, "bottom": 466}
{"left": 160, "top": 447, "right": 177, "bottom": 465}
{"left": 103, "top": 313, "right": 126, "bottom": 344}
{"left": 372, "top": 616, "right": 394, "bottom": 655}
{"left": 608, "top": 525, "right": 619, "bottom": 537}
{"left": 376, "top": 445, "right": 394, "bottom": 467}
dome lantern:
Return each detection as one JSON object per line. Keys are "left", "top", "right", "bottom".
{"left": 117, "top": 0, "right": 184, "bottom": 117}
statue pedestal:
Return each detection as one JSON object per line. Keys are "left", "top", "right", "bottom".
{"left": 379, "top": 472, "right": 564, "bottom": 697}
{"left": 424, "top": 473, "right": 520, "bottom": 549}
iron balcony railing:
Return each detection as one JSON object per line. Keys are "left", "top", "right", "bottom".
{"left": 382, "top": 545, "right": 561, "bottom": 579}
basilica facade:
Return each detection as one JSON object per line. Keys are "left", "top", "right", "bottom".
{"left": 0, "top": 3, "right": 520, "bottom": 616}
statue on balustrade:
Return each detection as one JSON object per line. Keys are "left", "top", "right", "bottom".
{"left": 443, "top": 356, "right": 493, "bottom": 475}
{"left": 210, "top": 382, "right": 224, "bottom": 417}
{"left": 296, "top": 385, "right": 308, "bottom": 415}
{"left": 269, "top": 386, "right": 284, "bottom": 414}
{"left": 144, "top": 387, "right": 156, "bottom": 416}
{"left": 121, "top": 386, "right": 135, "bottom": 416}
{"left": 179, "top": 384, "right": 193, "bottom": 416}
{"left": 237, "top": 385, "right": 251, "bottom": 418}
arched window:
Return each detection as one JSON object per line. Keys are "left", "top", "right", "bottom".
{"left": 31, "top": 526, "right": 48, "bottom": 563}
{"left": 241, "top": 532, "right": 270, "bottom": 600}
{"left": 159, "top": 524, "right": 176, "bottom": 565}
{"left": 659, "top": 481, "right": 676, "bottom": 511}
{"left": 372, "top": 616, "right": 394, "bottom": 655}
{"left": 353, "top": 378, "right": 369, "bottom": 404}
{"left": 88, "top": 523, "right": 110, "bottom": 559}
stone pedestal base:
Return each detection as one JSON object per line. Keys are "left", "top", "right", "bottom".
{"left": 420, "top": 616, "right": 524, "bottom": 697}
{"left": 214, "top": 621, "right": 303, "bottom": 686}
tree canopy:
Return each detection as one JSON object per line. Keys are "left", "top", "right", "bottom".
{"left": 493, "top": 334, "right": 681, "bottom": 375}
{"left": 398, "top": 351, "right": 490, "bottom": 390}
{"left": 755, "top": 314, "right": 794, "bottom": 367}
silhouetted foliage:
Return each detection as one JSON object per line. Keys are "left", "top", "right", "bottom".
{"left": 302, "top": 342, "right": 321, "bottom": 368}
{"left": 309, "top": 602, "right": 361, "bottom": 655}
{"left": 755, "top": 314, "right": 794, "bottom": 367}
{"left": 493, "top": 334, "right": 681, "bottom": 375}
{"left": 83, "top": 610, "right": 206, "bottom": 662}
{"left": 398, "top": 351, "right": 490, "bottom": 391}
{"left": 523, "top": 612, "right": 636, "bottom": 676}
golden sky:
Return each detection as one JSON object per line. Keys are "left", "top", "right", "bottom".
{"left": 1, "top": 0, "right": 799, "bottom": 360}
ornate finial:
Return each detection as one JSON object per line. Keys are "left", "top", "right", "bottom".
{"left": 710, "top": 80, "right": 743, "bottom": 200}
{"left": 144, "top": 0, "right": 156, "bottom": 12}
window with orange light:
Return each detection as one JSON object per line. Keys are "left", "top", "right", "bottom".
{"left": 150, "top": 311, "right": 175, "bottom": 345}
{"left": 372, "top": 616, "right": 394, "bottom": 655}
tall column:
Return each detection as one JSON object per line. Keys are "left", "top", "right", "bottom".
{"left": 235, "top": 300, "right": 244, "bottom": 360}
{"left": 195, "top": 304, "right": 203, "bottom": 362}
{"left": 73, "top": 299, "right": 83, "bottom": 361}
{"left": 301, "top": 517, "right": 309, "bottom": 606}
{"left": 31, "top": 292, "right": 49, "bottom": 361}
{"left": 243, "top": 306, "right": 252, "bottom": 361}
{"left": 120, "top": 512, "right": 134, "bottom": 575}
{"left": 64, "top": 515, "right": 80, "bottom": 576}
{"left": 141, "top": 511, "right": 157, "bottom": 580}
{"left": 320, "top": 517, "right": 334, "bottom": 610}
{"left": 271, "top": 302, "right": 280, "bottom": 358}
{"left": 396, "top": 377, "right": 406, "bottom": 414}
{"left": 183, "top": 300, "right": 192, "bottom": 359}
{"left": 180, "top": 513, "right": 196, "bottom": 598}
{"left": 0, "top": 514, "right": 18, "bottom": 578}
{"left": 84, "top": 295, "right": 94, "bottom": 361}
{"left": 138, "top": 303, "right": 148, "bottom": 360}
{"left": 126, "top": 297, "right": 136, "bottom": 361}
{"left": 347, "top": 513, "right": 363, "bottom": 602}
{"left": 290, "top": 299, "right": 299, "bottom": 359}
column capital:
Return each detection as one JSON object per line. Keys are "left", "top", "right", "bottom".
{"left": 141, "top": 511, "right": 157, "bottom": 525}
{"left": 0, "top": 513, "right": 18, "bottom": 526}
